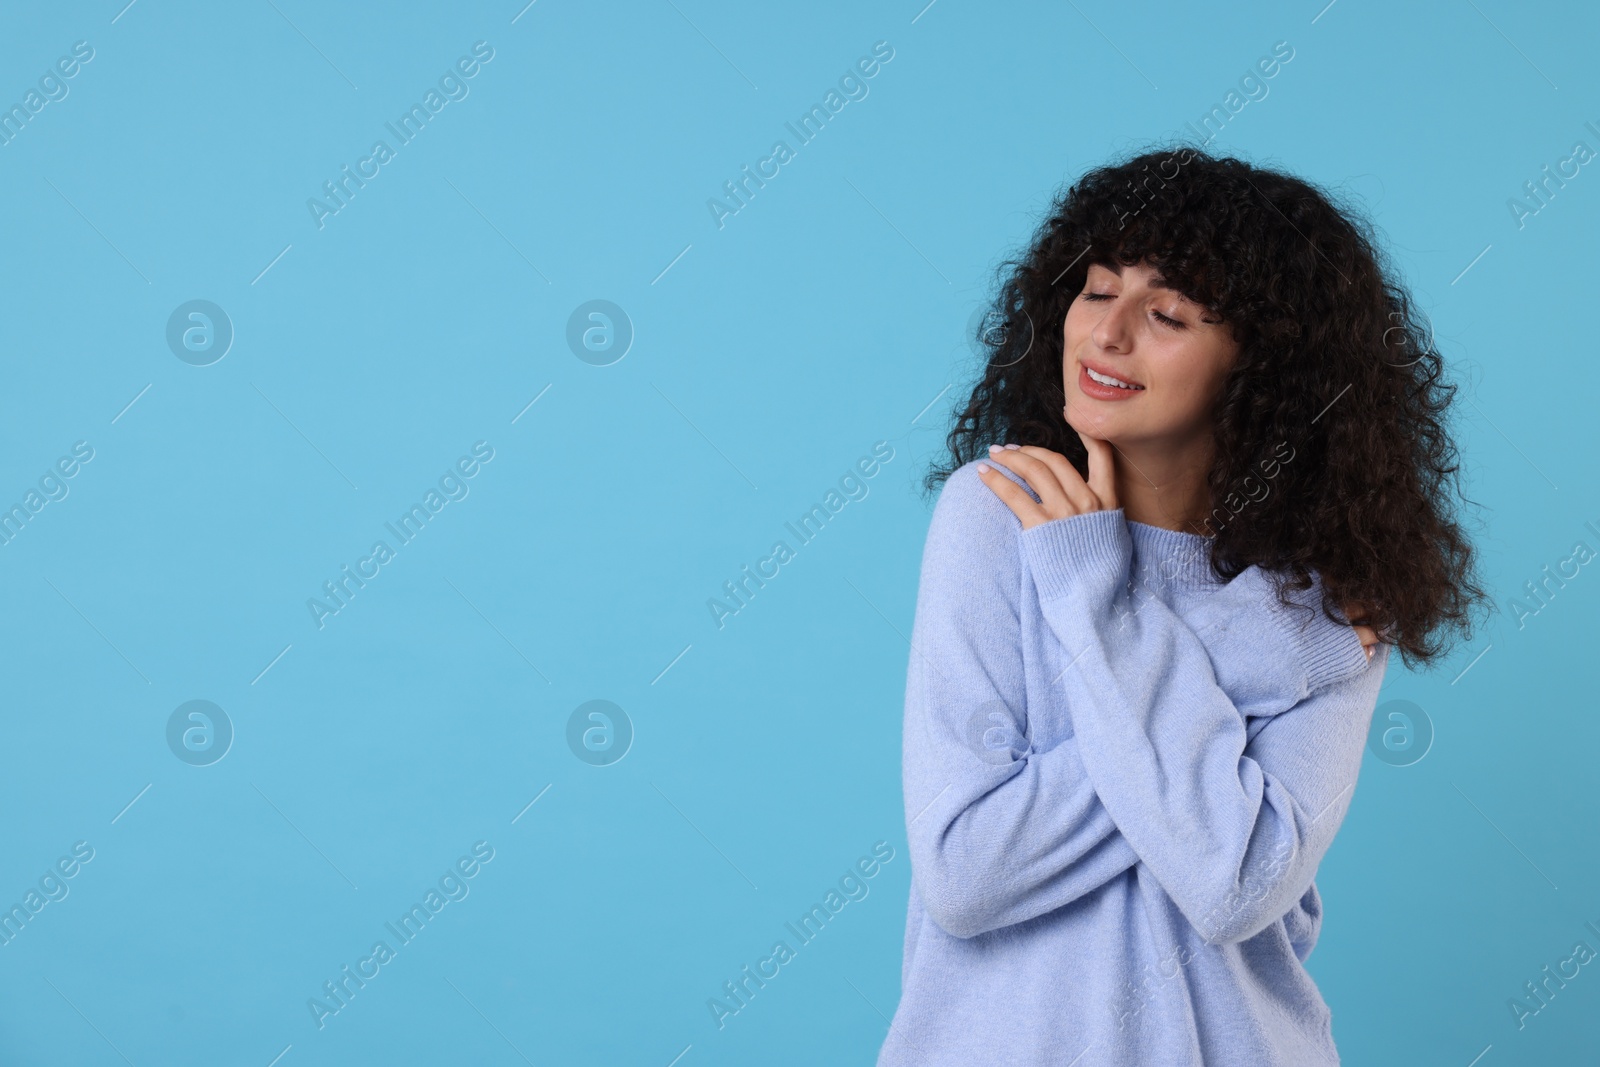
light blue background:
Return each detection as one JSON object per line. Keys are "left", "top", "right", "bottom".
{"left": 0, "top": 1, "right": 1595, "bottom": 1064}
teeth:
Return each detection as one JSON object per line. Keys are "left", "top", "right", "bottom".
{"left": 1086, "top": 367, "right": 1141, "bottom": 390}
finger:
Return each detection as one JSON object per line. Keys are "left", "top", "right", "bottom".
{"left": 1012, "top": 446, "right": 1099, "bottom": 514}
{"left": 976, "top": 461, "right": 1049, "bottom": 528}
{"left": 983, "top": 447, "right": 1074, "bottom": 516}
{"left": 1075, "top": 430, "right": 1119, "bottom": 511}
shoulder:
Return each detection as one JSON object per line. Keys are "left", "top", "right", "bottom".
{"left": 928, "top": 460, "right": 1030, "bottom": 551}
{"left": 920, "top": 459, "right": 1029, "bottom": 590}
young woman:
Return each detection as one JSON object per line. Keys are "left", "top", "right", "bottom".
{"left": 878, "top": 146, "right": 1488, "bottom": 1066}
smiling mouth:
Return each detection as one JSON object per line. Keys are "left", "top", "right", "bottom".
{"left": 1083, "top": 366, "right": 1144, "bottom": 390}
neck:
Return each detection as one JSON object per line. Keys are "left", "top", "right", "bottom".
{"left": 1108, "top": 436, "right": 1215, "bottom": 535}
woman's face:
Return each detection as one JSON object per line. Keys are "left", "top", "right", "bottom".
{"left": 1062, "top": 259, "right": 1239, "bottom": 452}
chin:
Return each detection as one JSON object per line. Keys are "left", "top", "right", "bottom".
{"left": 1067, "top": 410, "right": 1125, "bottom": 441}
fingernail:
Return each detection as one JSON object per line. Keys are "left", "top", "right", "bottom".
{"left": 1004, "top": 443, "right": 1021, "bottom": 450}
{"left": 988, "top": 443, "right": 1003, "bottom": 452}
{"left": 976, "top": 462, "right": 991, "bottom": 473}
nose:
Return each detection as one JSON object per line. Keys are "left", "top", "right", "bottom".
{"left": 1089, "top": 295, "right": 1134, "bottom": 352}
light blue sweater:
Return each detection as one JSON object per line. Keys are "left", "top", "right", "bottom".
{"left": 879, "top": 460, "right": 1388, "bottom": 1067}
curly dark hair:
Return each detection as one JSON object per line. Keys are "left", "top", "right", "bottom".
{"left": 925, "top": 141, "right": 1490, "bottom": 670}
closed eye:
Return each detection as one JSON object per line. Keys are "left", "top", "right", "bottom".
{"left": 1079, "top": 292, "right": 1187, "bottom": 330}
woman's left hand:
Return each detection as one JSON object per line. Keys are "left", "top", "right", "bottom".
{"left": 976, "top": 431, "right": 1118, "bottom": 531}
{"left": 1341, "top": 599, "right": 1381, "bottom": 660}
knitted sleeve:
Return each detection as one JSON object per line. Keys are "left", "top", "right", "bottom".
{"left": 1019, "top": 506, "right": 1386, "bottom": 945}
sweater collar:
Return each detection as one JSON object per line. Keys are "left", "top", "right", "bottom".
{"left": 1126, "top": 518, "right": 1222, "bottom": 589}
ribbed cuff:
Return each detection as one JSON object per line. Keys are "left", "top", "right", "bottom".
{"left": 1019, "top": 508, "right": 1132, "bottom": 601}
{"left": 1264, "top": 579, "right": 1372, "bottom": 693}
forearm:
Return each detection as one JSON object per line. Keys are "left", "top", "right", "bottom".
{"left": 905, "top": 664, "right": 1141, "bottom": 938}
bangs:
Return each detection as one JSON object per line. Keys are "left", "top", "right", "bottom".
{"left": 1079, "top": 223, "right": 1225, "bottom": 322}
